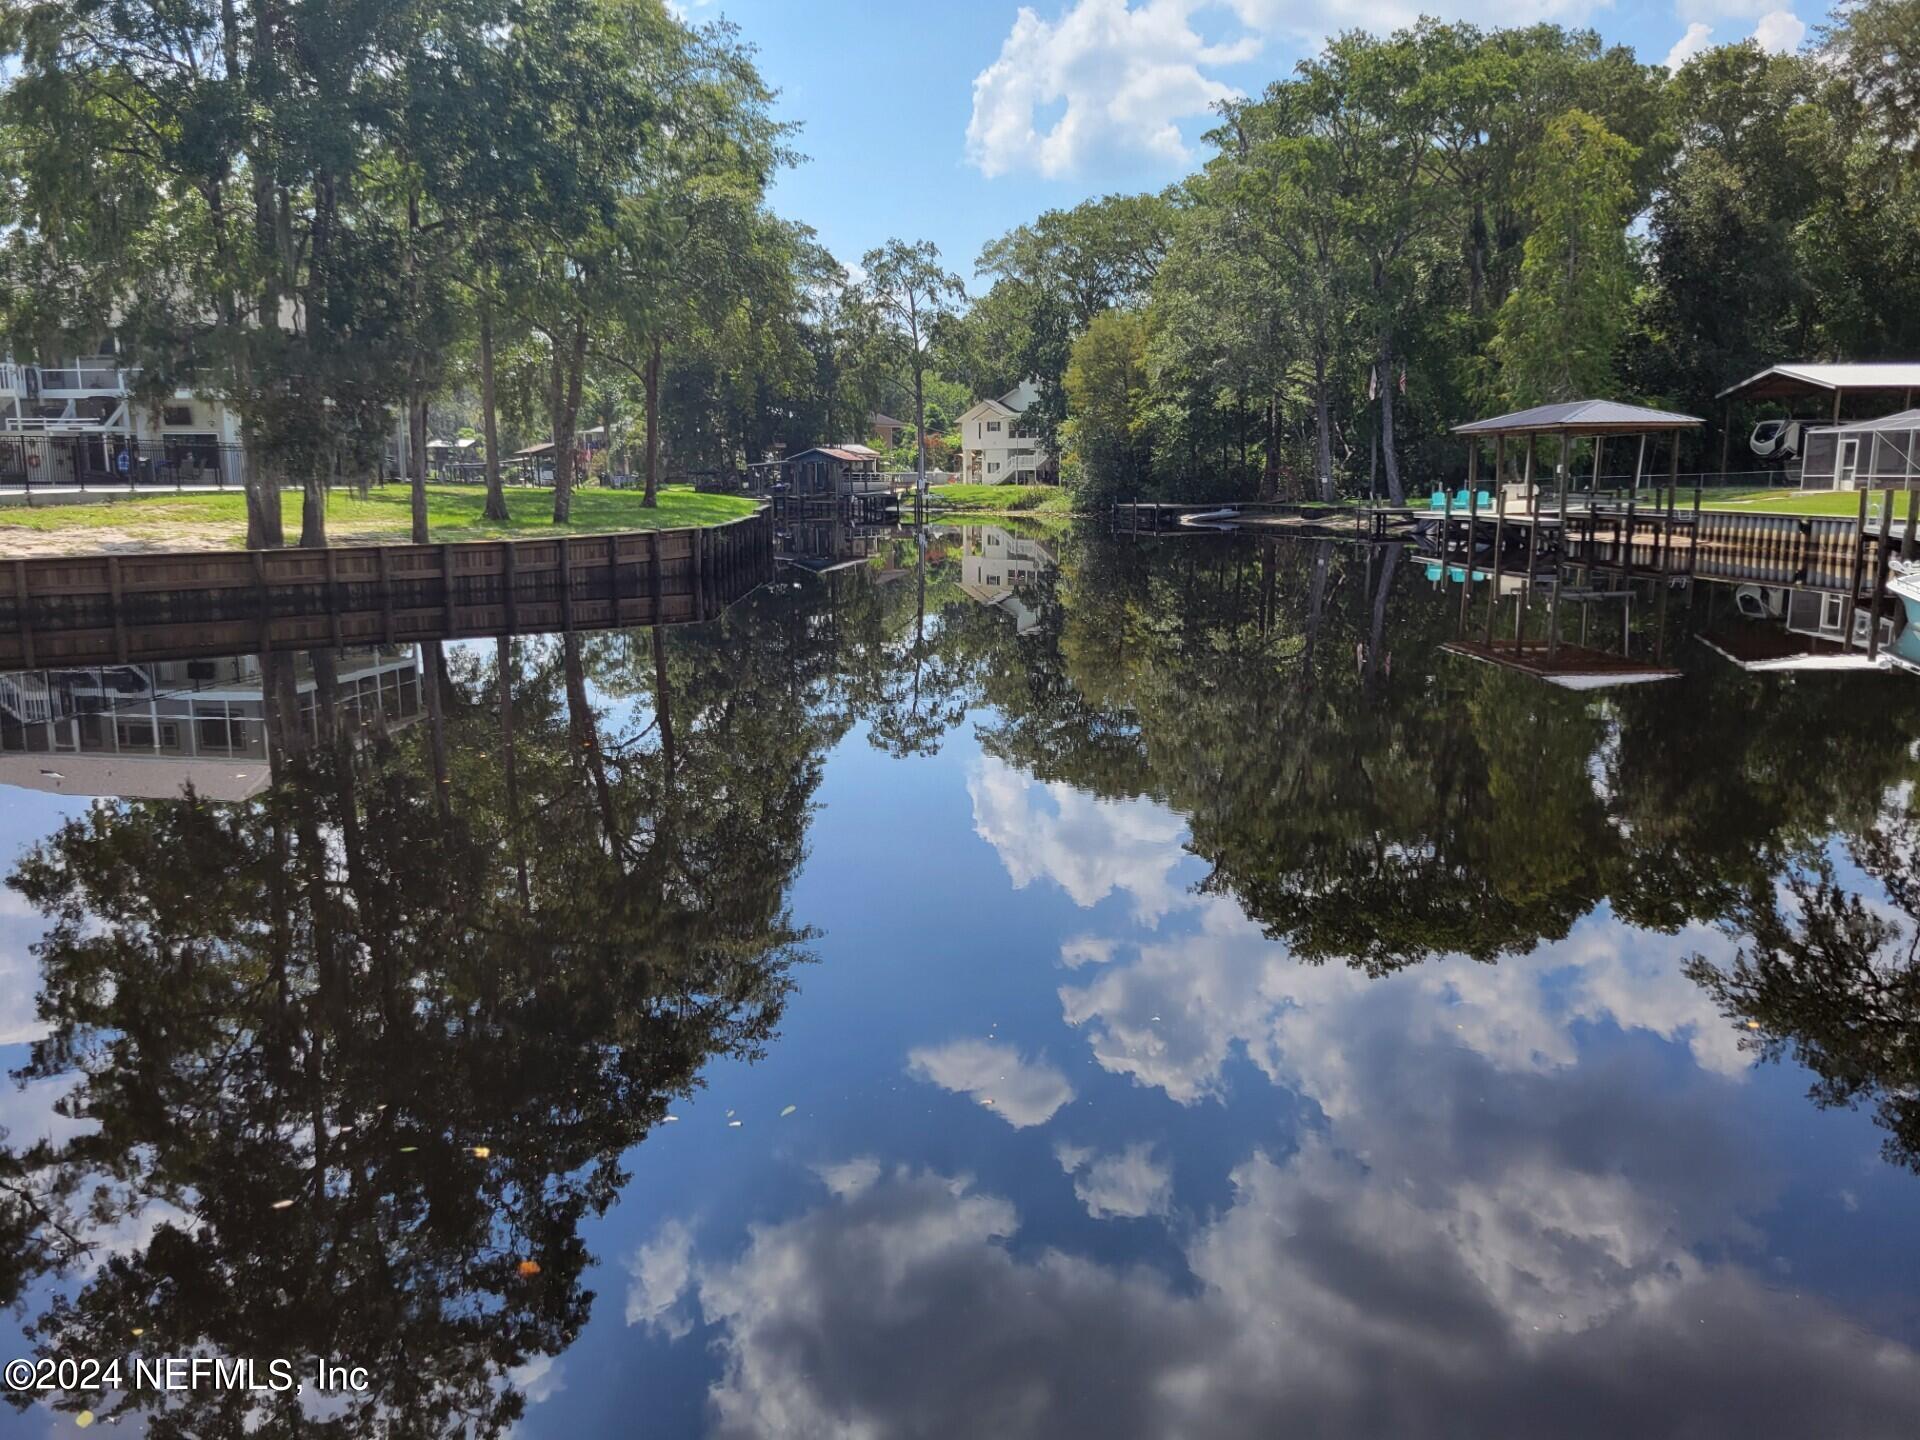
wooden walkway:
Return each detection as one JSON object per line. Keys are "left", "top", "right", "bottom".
{"left": 0, "top": 509, "right": 773, "bottom": 669}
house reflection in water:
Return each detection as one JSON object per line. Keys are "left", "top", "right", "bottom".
{"left": 957, "top": 526, "right": 1054, "bottom": 634}
{"left": 0, "top": 647, "right": 422, "bottom": 799}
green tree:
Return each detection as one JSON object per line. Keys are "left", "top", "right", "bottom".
{"left": 1063, "top": 310, "right": 1154, "bottom": 495}
{"left": 860, "top": 239, "right": 965, "bottom": 491}
{"left": 1493, "top": 109, "right": 1640, "bottom": 406}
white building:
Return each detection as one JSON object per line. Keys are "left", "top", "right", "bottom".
{"left": 1, "top": 346, "right": 409, "bottom": 489}
{"left": 957, "top": 380, "right": 1050, "bottom": 485}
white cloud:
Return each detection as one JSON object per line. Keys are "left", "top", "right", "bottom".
{"left": 1752, "top": 8, "right": 1805, "bottom": 50}
{"left": 815, "top": 1157, "right": 884, "bottom": 1199}
{"left": 625, "top": 1219, "right": 697, "bottom": 1336}
{"left": 0, "top": 948, "right": 48, "bottom": 1047}
{"left": 968, "top": 757, "right": 1188, "bottom": 923}
{"left": 966, "top": 0, "right": 1612, "bottom": 179}
{"left": 506, "top": 1354, "right": 567, "bottom": 1406}
{"left": 907, "top": 1038, "right": 1075, "bottom": 1128}
{"left": 1055, "top": 1140, "right": 1174, "bottom": 1219}
{"left": 1663, "top": 21, "right": 1714, "bottom": 70}
{"left": 647, "top": 1153, "right": 1920, "bottom": 1439}
{"left": 966, "top": 0, "right": 1247, "bottom": 180}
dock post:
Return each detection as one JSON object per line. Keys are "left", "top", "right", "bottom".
{"left": 1844, "top": 487, "right": 1870, "bottom": 643}
{"left": 503, "top": 541, "right": 519, "bottom": 631}
{"left": 1867, "top": 485, "right": 1896, "bottom": 660}
{"left": 1484, "top": 487, "right": 1507, "bottom": 646}
{"left": 1546, "top": 435, "right": 1571, "bottom": 658}
{"left": 1518, "top": 437, "right": 1539, "bottom": 652}
{"left": 1905, "top": 487, "right": 1918, "bottom": 563}
{"left": 1458, "top": 483, "right": 1479, "bottom": 634}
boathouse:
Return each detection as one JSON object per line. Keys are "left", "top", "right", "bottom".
{"left": 778, "top": 446, "right": 888, "bottom": 498}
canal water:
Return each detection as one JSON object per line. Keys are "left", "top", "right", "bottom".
{"left": 2, "top": 527, "right": 1917, "bottom": 1437}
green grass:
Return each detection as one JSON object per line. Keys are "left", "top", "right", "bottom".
{"left": 1695, "top": 487, "right": 1917, "bottom": 517}
{"left": 924, "top": 483, "right": 1076, "bottom": 515}
{"left": 0, "top": 483, "right": 759, "bottom": 552}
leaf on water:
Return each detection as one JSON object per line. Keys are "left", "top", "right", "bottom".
{"left": 76, "top": 1413, "right": 94, "bottom": 1429}
{"left": 1745, "top": 1021, "right": 1762, "bottom": 1030}
{"left": 398, "top": 1145, "right": 419, "bottom": 1153}
{"left": 517, "top": 1260, "right": 542, "bottom": 1277}
{"left": 470, "top": 1145, "right": 492, "bottom": 1159}
{"left": 727, "top": 1120, "right": 742, "bottom": 1128}
{"left": 780, "top": 1105, "right": 797, "bottom": 1117}
{"left": 662, "top": 1115, "right": 680, "bottom": 1123}
{"left": 270, "top": 1199, "right": 296, "bottom": 1210}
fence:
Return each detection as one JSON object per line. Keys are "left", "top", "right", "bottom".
{"left": 0, "top": 434, "right": 248, "bottom": 495}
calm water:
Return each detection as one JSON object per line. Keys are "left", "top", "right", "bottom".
{"left": 3, "top": 527, "right": 1919, "bottom": 1438}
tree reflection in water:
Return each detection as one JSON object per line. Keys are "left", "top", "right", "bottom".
{"left": 4, "top": 529, "right": 1920, "bottom": 1432}
{"left": 1, "top": 589, "right": 828, "bottom": 1434}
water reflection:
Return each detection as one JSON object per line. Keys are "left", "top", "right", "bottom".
{"left": 3, "top": 529, "right": 1919, "bottom": 1435}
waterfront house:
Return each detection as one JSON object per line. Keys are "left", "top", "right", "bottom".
{"left": 870, "top": 413, "right": 907, "bottom": 449}
{"left": 0, "top": 346, "right": 414, "bottom": 488}
{"left": 958, "top": 381, "right": 1050, "bottom": 485}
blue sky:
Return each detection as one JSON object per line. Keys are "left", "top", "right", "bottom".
{"left": 692, "top": 0, "right": 1831, "bottom": 289}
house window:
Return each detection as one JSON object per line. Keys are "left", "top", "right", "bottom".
{"left": 986, "top": 420, "right": 1001, "bottom": 433}
{"left": 987, "top": 462, "right": 1000, "bottom": 473}
{"left": 162, "top": 405, "right": 193, "bottom": 427}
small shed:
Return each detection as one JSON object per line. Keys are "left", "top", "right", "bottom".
{"left": 1799, "top": 410, "right": 1920, "bottom": 491}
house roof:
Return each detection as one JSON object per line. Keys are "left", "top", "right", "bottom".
{"left": 870, "top": 412, "right": 904, "bottom": 428}
{"left": 1812, "top": 408, "right": 1920, "bottom": 434}
{"left": 1452, "top": 400, "right": 1703, "bottom": 435}
{"left": 1716, "top": 362, "right": 1920, "bottom": 403}
{"left": 835, "top": 443, "right": 883, "bottom": 458}
{"left": 785, "top": 446, "right": 869, "bottom": 463}
{"left": 997, "top": 379, "right": 1039, "bottom": 413}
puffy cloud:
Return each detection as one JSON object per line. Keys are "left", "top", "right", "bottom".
{"left": 1663, "top": 21, "right": 1714, "bottom": 70}
{"left": 651, "top": 1149, "right": 1920, "bottom": 1439}
{"left": 965, "top": 0, "right": 1611, "bottom": 180}
{"left": 907, "top": 1039, "right": 1074, "bottom": 1128}
{"left": 1752, "top": 8, "right": 1805, "bottom": 50}
{"left": 1055, "top": 1140, "right": 1174, "bottom": 1218}
{"left": 966, "top": 0, "right": 1248, "bottom": 180}
{"left": 625, "top": 1219, "right": 697, "bottom": 1336}
{"left": 968, "top": 757, "right": 1188, "bottom": 923}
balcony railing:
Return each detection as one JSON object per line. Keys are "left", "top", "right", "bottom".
{"left": 0, "top": 363, "right": 133, "bottom": 396}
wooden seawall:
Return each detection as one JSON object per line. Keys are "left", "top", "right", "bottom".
{"left": 0, "top": 508, "right": 773, "bottom": 669}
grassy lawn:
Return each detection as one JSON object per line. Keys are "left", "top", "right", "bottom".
{"left": 0, "top": 483, "right": 760, "bottom": 555}
{"left": 1696, "top": 487, "right": 1918, "bottom": 517}
{"left": 925, "top": 483, "right": 1076, "bottom": 515}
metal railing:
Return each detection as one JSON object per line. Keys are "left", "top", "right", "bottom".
{"left": 0, "top": 435, "right": 248, "bottom": 496}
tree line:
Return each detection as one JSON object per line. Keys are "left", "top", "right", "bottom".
{"left": 934, "top": 2, "right": 1919, "bottom": 503}
{"left": 0, "top": 0, "right": 971, "bottom": 546}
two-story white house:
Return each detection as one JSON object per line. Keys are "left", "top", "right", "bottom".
{"left": 957, "top": 380, "right": 1050, "bottom": 485}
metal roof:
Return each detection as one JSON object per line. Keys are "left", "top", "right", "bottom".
{"left": 785, "top": 446, "right": 870, "bottom": 463}
{"left": 1812, "top": 408, "right": 1920, "bottom": 434}
{"left": 1452, "top": 400, "right": 1703, "bottom": 435}
{"left": 1716, "top": 362, "right": 1920, "bottom": 402}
